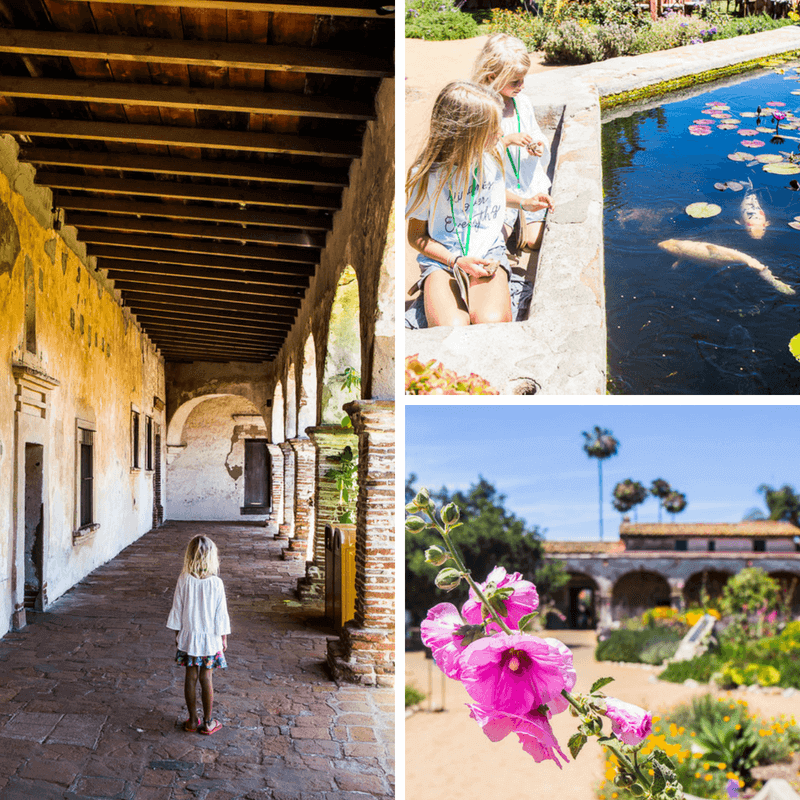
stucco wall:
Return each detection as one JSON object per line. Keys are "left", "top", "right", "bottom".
{"left": 166, "top": 395, "right": 268, "bottom": 521}
{"left": 0, "top": 138, "right": 165, "bottom": 636}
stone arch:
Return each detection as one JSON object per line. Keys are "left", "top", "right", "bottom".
{"left": 549, "top": 572, "right": 600, "bottom": 629}
{"left": 298, "top": 333, "right": 317, "bottom": 435}
{"left": 272, "top": 381, "right": 284, "bottom": 443}
{"left": 321, "top": 266, "right": 361, "bottom": 424}
{"left": 683, "top": 569, "right": 732, "bottom": 608}
{"left": 612, "top": 570, "right": 671, "bottom": 621}
{"left": 285, "top": 363, "right": 298, "bottom": 439}
{"left": 166, "top": 394, "right": 269, "bottom": 521}
{"left": 769, "top": 570, "right": 800, "bottom": 615}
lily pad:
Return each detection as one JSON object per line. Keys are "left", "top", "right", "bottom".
{"left": 741, "top": 139, "right": 766, "bottom": 148}
{"left": 740, "top": 111, "right": 758, "bottom": 117}
{"left": 755, "top": 153, "right": 784, "bottom": 163}
{"left": 738, "top": 129, "right": 760, "bottom": 135}
{"left": 793, "top": 215, "right": 800, "bottom": 222}
{"left": 757, "top": 126, "right": 777, "bottom": 134}
{"left": 727, "top": 152, "right": 751, "bottom": 161}
{"left": 688, "top": 125, "right": 713, "bottom": 135}
{"left": 706, "top": 103, "right": 730, "bottom": 110}
{"left": 763, "top": 162, "right": 800, "bottom": 174}
{"left": 694, "top": 118, "right": 716, "bottom": 125}
{"left": 707, "top": 111, "right": 727, "bottom": 119}
{"left": 788, "top": 221, "right": 800, "bottom": 230}
{"left": 790, "top": 333, "right": 800, "bottom": 364}
{"left": 686, "top": 202, "right": 722, "bottom": 218}
{"left": 717, "top": 123, "right": 738, "bottom": 130}
{"left": 767, "top": 101, "right": 786, "bottom": 107}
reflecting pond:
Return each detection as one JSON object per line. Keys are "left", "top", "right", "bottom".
{"left": 603, "top": 65, "right": 800, "bottom": 394}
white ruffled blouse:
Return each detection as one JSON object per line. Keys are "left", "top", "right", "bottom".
{"left": 166, "top": 573, "right": 231, "bottom": 657}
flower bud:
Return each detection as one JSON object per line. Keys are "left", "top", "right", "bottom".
{"left": 425, "top": 546, "right": 449, "bottom": 566}
{"left": 405, "top": 501, "right": 420, "bottom": 514}
{"left": 441, "top": 503, "right": 460, "bottom": 525}
{"left": 435, "top": 568, "right": 462, "bottom": 590}
{"left": 629, "top": 783, "right": 644, "bottom": 797}
{"left": 414, "top": 488, "right": 431, "bottom": 509}
{"left": 405, "top": 515, "right": 427, "bottom": 534}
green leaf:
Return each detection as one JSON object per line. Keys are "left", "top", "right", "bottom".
{"left": 518, "top": 612, "right": 539, "bottom": 632}
{"left": 590, "top": 676, "right": 615, "bottom": 694}
{"left": 568, "top": 733, "right": 587, "bottom": 759}
{"left": 650, "top": 760, "right": 668, "bottom": 795}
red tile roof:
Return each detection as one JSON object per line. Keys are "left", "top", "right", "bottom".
{"left": 542, "top": 541, "right": 625, "bottom": 554}
{"left": 620, "top": 521, "right": 799, "bottom": 538}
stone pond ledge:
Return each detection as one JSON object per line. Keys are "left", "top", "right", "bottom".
{"left": 406, "top": 26, "right": 800, "bottom": 395}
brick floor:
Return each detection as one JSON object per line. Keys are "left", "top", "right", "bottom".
{"left": 0, "top": 522, "right": 394, "bottom": 799}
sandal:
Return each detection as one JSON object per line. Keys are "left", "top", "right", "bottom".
{"left": 198, "top": 719, "right": 222, "bottom": 735}
{"left": 184, "top": 717, "right": 201, "bottom": 732}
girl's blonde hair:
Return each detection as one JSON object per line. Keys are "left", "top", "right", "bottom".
{"left": 471, "top": 33, "right": 530, "bottom": 94}
{"left": 183, "top": 535, "right": 220, "bottom": 578}
{"left": 406, "top": 81, "right": 503, "bottom": 218}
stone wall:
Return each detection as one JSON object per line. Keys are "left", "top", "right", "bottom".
{"left": 0, "top": 136, "right": 165, "bottom": 636}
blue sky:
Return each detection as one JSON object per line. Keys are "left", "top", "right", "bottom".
{"left": 405, "top": 404, "right": 800, "bottom": 541}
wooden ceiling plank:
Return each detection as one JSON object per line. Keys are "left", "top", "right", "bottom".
{"left": 120, "top": 293, "right": 297, "bottom": 322}
{"left": 64, "top": 212, "right": 326, "bottom": 247}
{"left": 136, "top": 320, "right": 286, "bottom": 343}
{"left": 82, "top": 232, "right": 319, "bottom": 265}
{"left": 101, "top": 257, "right": 310, "bottom": 288}
{"left": 20, "top": 147, "right": 349, "bottom": 186}
{"left": 0, "top": 116, "right": 359, "bottom": 157}
{"left": 111, "top": 277, "right": 303, "bottom": 307}
{"left": 0, "top": 77, "right": 373, "bottom": 119}
{"left": 35, "top": 172, "right": 341, "bottom": 209}
{"left": 156, "top": 346, "right": 277, "bottom": 360}
{"left": 108, "top": 270, "right": 305, "bottom": 299}
{"left": 95, "top": 248, "right": 314, "bottom": 275}
{"left": 0, "top": 29, "right": 392, "bottom": 76}
{"left": 147, "top": 332, "right": 279, "bottom": 352}
{"left": 133, "top": 312, "right": 288, "bottom": 336}
{"left": 57, "top": 195, "right": 332, "bottom": 229}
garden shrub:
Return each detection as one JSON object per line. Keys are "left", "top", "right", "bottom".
{"left": 596, "top": 22, "right": 637, "bottom": 59}
{"left": 598, "top": 695, "right": 800, "bottom": 800}
{"left": 542, "top": 21, "right": 603, "bottom": 65}
{"left": 719, "top": 567, "right": 780, "bottom": 617}
{"left": 486, "top": 9, "right": 552, "bottom": 50}
{"left": 658, "top": 652, "right": 725, "bottom": 684}
{"left": 405, "top": 355, "right": 499, "bottom": 395}
{"left": 595, "top": 627, "right": 682, "bottom": 664}
{"left": 639, "top": 639, "right": 679, "bottom": 666}
{"left": 405, "top": 684, "right": 425, "bottom": 707}
{"left": 405, "top": 0, "right": 480, "bottom": 41}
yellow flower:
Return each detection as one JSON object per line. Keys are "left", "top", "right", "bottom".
{"left": 705, "top": 775, "right": 713, "bottom": 782}
{"left": 718, "top": 763, "right": 726, "bottom": 770}
{"left": 724, "top": 716, "right": 730, "bottom": 722}
{"left": 612, "top": 794, "right": 618, "bottom": 799}
{"left": 703, "top": 763, "right": 711, "bottom": 771}
{"left": 695, "top": 773, "right": 702, "bottom": 779}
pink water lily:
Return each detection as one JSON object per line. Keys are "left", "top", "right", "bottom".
{"left": 461, "top": 566, "right": 539, "bottom": 632}
{"left": 459, "top": 633, "right": 574, "bottom": 716}
{"left": 420, "top": 602, "right": 468, "bottom": 680}
{"left": 469, "top": 703, "right": 569, "bottom": 767}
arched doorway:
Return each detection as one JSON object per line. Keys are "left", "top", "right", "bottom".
{"left": 549, "top": 572, "right": 599, "bottom": 629}
{"left": 298, "top": 334, "right": 317, "bottom": 436}
{"left": 683, "top": 570, "right": 731, "bottom": 608}
{"left": 612, "top": 571, "right": 671, "bottom": 621}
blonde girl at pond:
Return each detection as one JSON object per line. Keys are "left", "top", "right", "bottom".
{"left": 406, "top": 81, "right": 548, "bottom": 328}
{"left": 472, "top": 33, "right": 554, "bottom": 253}
{"left": 167, "top": 535, "right": 230, "bottom": 735}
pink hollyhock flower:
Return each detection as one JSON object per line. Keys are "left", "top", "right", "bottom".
{"left": 605, "top": 697, "right": 653, "bottom": 746}
{"left": 420, "top": 602, "right": 468, "bottom": 680}
{"left": 541, "top": 637, "right": 577, "bottom": 714}
{"left": 469, "top": 703, "right": 568, "bottom": 767}
{"left": 461, "top": 566, "right": 539, "bottom": 632}
{"left": 459, "top": 633, "right": 573, "bottom": 716}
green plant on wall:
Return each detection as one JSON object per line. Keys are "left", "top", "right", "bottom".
{"left": 327, "top": 445, "right": 358, "bottom": 524}
{"left": 335, "top": 367, "right": 361, "bottom": 427}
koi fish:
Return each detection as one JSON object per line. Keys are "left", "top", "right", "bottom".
{"left": 739, "top": 182, "right": 769, "bottom": 239}
{"left": 657, "top": 238, "right": 795, "bottom": 295}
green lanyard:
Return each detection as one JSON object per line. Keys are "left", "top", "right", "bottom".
{"left": 448, "top": 168, "right": 478, "bottom": 259}
{"left": 505, "top": 98, "right": 522, "bottom": 190}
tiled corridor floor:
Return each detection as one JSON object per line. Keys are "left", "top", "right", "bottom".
{"left": 0, "top": 522, "right": 394, "bottom": 799}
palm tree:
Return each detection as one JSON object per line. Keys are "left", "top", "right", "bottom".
{"left": 650, "top": 478, "right": 672, "bottom": 523}
{"left": 613, "top": 479, "right": 648, "bottom": 522}
{"left": 582, "top": 426, "right": 619, "bottom": 541}
{"left": 663, "top": 490, "right": 687, "bottom": 521}
{"left": 758, "top": 484, "right": 800, "bottom": 526}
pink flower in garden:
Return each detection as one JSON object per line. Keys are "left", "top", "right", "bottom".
{"left": 542, "top": 637, "right": 577, "bottom": 714}
{"left": 420, "top": 602, "right": 468, "bottom": 680}
{"left": 459, "top": 633, "right": 574, "bottom": 716}
{"left": 605, "top": 697, "right": 653, "bottom": 746}
{"left": 461, "top": 566, "right": 539, "bottom": 631}
{"left": 469, "top": 703, "right": 569, "bottom": 767}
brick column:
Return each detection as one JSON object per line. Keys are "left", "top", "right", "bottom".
{"left": 281, "top": 437, "right": 315, "bottom": 562}
{"left": 266, "top": 443, "right": 284, "bottom": 527}
{"left": 298, "top": 425, "right": 358, "bottom": 601}
{"left": 276, "top": 442, "right": 294, "bottom": 540}
{"left": 327, "top": 400, "right": 394, "bottom": 687}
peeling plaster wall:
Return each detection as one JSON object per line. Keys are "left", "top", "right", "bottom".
{"left": 0, "top": 134, "right": 166, "bottom": 636}
{"left": 167, "top": 395, "right": 267, "bottom": 521}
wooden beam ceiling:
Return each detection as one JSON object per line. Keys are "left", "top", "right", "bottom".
{"left": 0, "top": 0, "right": 393, "bottom": 363}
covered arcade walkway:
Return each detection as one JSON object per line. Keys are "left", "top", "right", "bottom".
{"left": 0, "top": 521, "right": 394, "bottom": 799}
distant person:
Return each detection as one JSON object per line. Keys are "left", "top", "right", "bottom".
{"left": 406, "top": 81, "right": 546, "bottom": 328}
{"left": 167, "top": 535, "right": 230, "bottom": 735}
{"left": 472, "top": 33, "right": 553, "bottom": 254}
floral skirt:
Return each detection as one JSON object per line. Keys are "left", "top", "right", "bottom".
{"left": 175, "top": 649, "right": 227, "bottom": 670}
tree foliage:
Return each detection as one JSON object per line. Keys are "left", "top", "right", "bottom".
{"left": 612, "top": 479, "right": 648, "bottom": 516}
{"left": 758, "top": 483, "right": 800, "bottom": 526}
{"left": 405, "top": 475, "right": 567, "bottom": 624}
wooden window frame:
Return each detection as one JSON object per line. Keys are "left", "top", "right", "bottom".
{"left": 74, "top": 417, "right": 99, "bottom": 541}
{"left": 145, "top": 415, "right": 153, "bottom": 472}
{"left": 131, "top": 407, "right": 140, "bottom": 471}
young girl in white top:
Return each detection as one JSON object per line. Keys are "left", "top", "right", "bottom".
{"left": 167, "top": 535, "right": 230, "bottom": 735}
{"left": 472, "top": 34, "right": 553, "bottom": 252}
{"left": 407, "top": 81, "right": 546, "bottom": 328}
